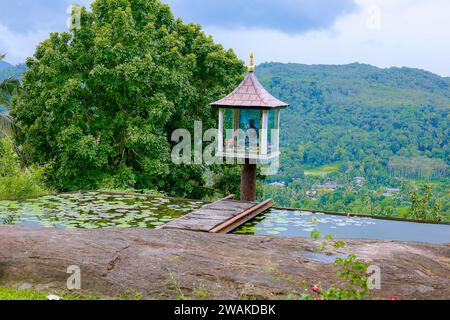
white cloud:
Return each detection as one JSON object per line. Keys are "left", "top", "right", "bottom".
{"left": 205, "top": 0, "right": 450, "bottom": 76}
{"left": 1, "top": 0, "right": 449, "bottom": 76}
{"left": 0, "top": 0, "right": 93, "bottom": 65}
{"left": 0, "top": 25, "right": 51, "bottom": 65}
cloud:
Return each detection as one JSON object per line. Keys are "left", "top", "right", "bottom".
{"left": 1, "top": 0, "right": 449, "bottom": 77}
{"left": 164, "top": 0, "right": 357, "bottom": 34}
{"left": 0, "top": 0, "right": 82, "bottom": 34}
{"left": 0, "top": 0, "right": 93, "bottom": 64}
{"left": 2, "top": 0, "right": 355, "bottom": 63}
{"left": 0, "top": 25, "right": 50, "bottom": 64}
{"left": 205, "top": 0, "right": 450, "bottom": 77}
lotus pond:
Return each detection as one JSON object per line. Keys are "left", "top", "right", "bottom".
{"left": 0, "top": 192, "right": 205, "bottom": 229}
{"left": 233, "top": 209, "right": 450, "bottom": 244}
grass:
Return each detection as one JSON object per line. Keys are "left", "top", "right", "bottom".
{"left": 304, "top": 163, "right": 340, "bottom": 177}
{"left": 0, "top": 287, "right": 48, "bottom": 300}
{"left": 0, "top": 286, "right": 100, "bottom": 300}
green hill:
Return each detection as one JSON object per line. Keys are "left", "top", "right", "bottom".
{"left": 256, "top": 62, "right": 449, "bottom": 219}
{"left": 0, "top": 63, "right": 26, "bottom": 81}
{"left": 3, "top": 61, "right": 449, "bottom": 172}
{"left": 256, "top": 62, "right": 449, "bottom": 169}
{"left": 0, "top": 61, "right": 12, "bottom": 69}
{"left": 257, "top": 62, "right": 450, "bottom": 108}
{"left": 2, "top": 59, "right": 449, "bottom": 218}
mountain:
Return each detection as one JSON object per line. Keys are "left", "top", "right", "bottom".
{"left": 256, "top": 62, "right": 449, "bottom": 218}
{"left": 0, "top": 60, "right": 12, "bottom": 69}
{"left": 256, "top": 62, "right": 449, "bottom": 170}
{"left": 2, "top": 61, "right": 449, "bottom": 169}
{"left": 257, "top": 62, "right": 450, "bottom": 108}
{"left": 1, "top": 59, "right": 448, "bottom": 217}
{"left": 0, "top": 63, "right": 26, "bottom": 81}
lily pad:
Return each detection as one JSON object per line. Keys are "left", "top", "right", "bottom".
{"left": 0, "top": 192, "right": 204, "bottom": 230}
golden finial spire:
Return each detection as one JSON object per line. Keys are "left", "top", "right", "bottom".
{"left": 249, "top": 52, "right": 254, "bottom": 72}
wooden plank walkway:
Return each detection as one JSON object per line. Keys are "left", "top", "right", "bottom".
{"left": 161, "top": 197, "right": 272, "bottom": 233}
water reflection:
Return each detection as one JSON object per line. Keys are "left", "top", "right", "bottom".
{"left": 233, "top": 209, "right": 450, "bottom": 244}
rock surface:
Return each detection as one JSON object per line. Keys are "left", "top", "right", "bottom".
{"left": 0, "top": 225, "right": 449, "bottom": 300}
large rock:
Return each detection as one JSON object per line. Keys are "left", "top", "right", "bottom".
{"left": 0, "top": 225, "right": 448, "bottom": 299}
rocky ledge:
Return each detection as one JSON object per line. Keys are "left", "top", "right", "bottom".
{"left": 0, "top": 225, "right": 448, "bottom": 299}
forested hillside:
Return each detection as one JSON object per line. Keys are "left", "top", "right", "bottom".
{"left": 256, "top": 63, "right": 449, "bottom": 220}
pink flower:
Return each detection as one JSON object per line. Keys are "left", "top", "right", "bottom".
{"left": 389, "top": 296, "right": 399, "bottom": 300}
{"left": 311, "top": 285, "right": 321, "bottom": 294}
{"left": 315, "top": 297, "right": 322, "bottom": 301}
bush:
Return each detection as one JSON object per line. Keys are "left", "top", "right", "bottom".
{"left": 0, "top": 138, "right": 49, "bottom": 199}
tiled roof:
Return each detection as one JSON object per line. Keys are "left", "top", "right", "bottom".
{"left": 211, "top": 72, "right": 289, "bottom": 109}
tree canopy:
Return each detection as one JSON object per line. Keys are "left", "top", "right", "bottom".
{"left": 0, "top": 54, "right": 22, "bottom": 137}
{"left": 12, "top": 0, "right": 245, "bottom": 197}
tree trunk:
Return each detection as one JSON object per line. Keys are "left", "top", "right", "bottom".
{"left": 240, "top": 160, "right": 257, "bottom": 201}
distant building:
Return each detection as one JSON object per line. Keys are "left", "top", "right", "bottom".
{"left": 383, "top": 188, "right": 401, "bottom": 197}
{"left": 306, "top": 190, "right": 317, "bottom": 200}
{"left": 269, "top": 182, "right": 286, "bottom": 187}
{"left": 313, "top": 184, "right": 343, "bottom": 191}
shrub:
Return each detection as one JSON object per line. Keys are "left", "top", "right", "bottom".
{"left": 0, "top": 138, "right": 49, "bottom": 199}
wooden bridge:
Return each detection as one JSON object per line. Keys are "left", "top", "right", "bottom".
{"left": 161, "top": 196, "right": 272, "bottom": 234}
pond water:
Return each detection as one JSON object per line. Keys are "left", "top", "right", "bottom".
{"left": 0, "top": 192, "right": 205, "bottom": 229}
{"left": 233, "top": 209, "right": 450, "bottom": 244}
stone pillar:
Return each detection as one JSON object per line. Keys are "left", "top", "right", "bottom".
{"left": 240, "top": 159, "right": 257, "bottom": 201}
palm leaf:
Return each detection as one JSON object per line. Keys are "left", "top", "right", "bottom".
{"left": 0, "top": 53, "right": 19, "bottom": 137}
{"left": 0, "top": 77, "right": 21, "bottom": 92}
{"left": 0, "top": 77, "right": 22, "bottom": 107}
{"left": 0, "top": 113, "right": 14, "bottom": 137}
{"left": 0, "top": 53, "right": 23, "bottom": 100}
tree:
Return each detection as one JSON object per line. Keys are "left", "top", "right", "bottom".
{"left": 12, "top": 0, "right": 245, "bottom": 197}
{"left": 409, "top": 184, "right": 443, "bottom": 222}
{"left": 0, "top": 113, "right": 13, "bottom": 138}
{"left": 0, "top": 54, "right": 21, "bottom": 137}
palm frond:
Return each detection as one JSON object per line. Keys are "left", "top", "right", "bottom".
{"left": 0, "top": 53, "right": 19, "bottom": 137}
{"left": 0, "top": 77, "right": 21, "bottom": 90}
{"left": 0, "top": 77, "right": 21, "bottom": 95}
{"left": 0, "top": 113, "right": 14, "bottom": 137}
{"left": 0, "top": 76, "right": 22, "bottom": 108}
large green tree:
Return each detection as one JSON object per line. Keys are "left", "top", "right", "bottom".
{"left": 12, "top": 0, "right": 245, "bottom": 197}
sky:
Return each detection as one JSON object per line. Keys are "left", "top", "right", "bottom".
{"left": 1, "top": 0, "right": 449, "bottom": 77}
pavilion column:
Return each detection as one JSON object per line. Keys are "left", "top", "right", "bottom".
{"left": 240, "top": 159, "right": 257, "bottom": 201}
